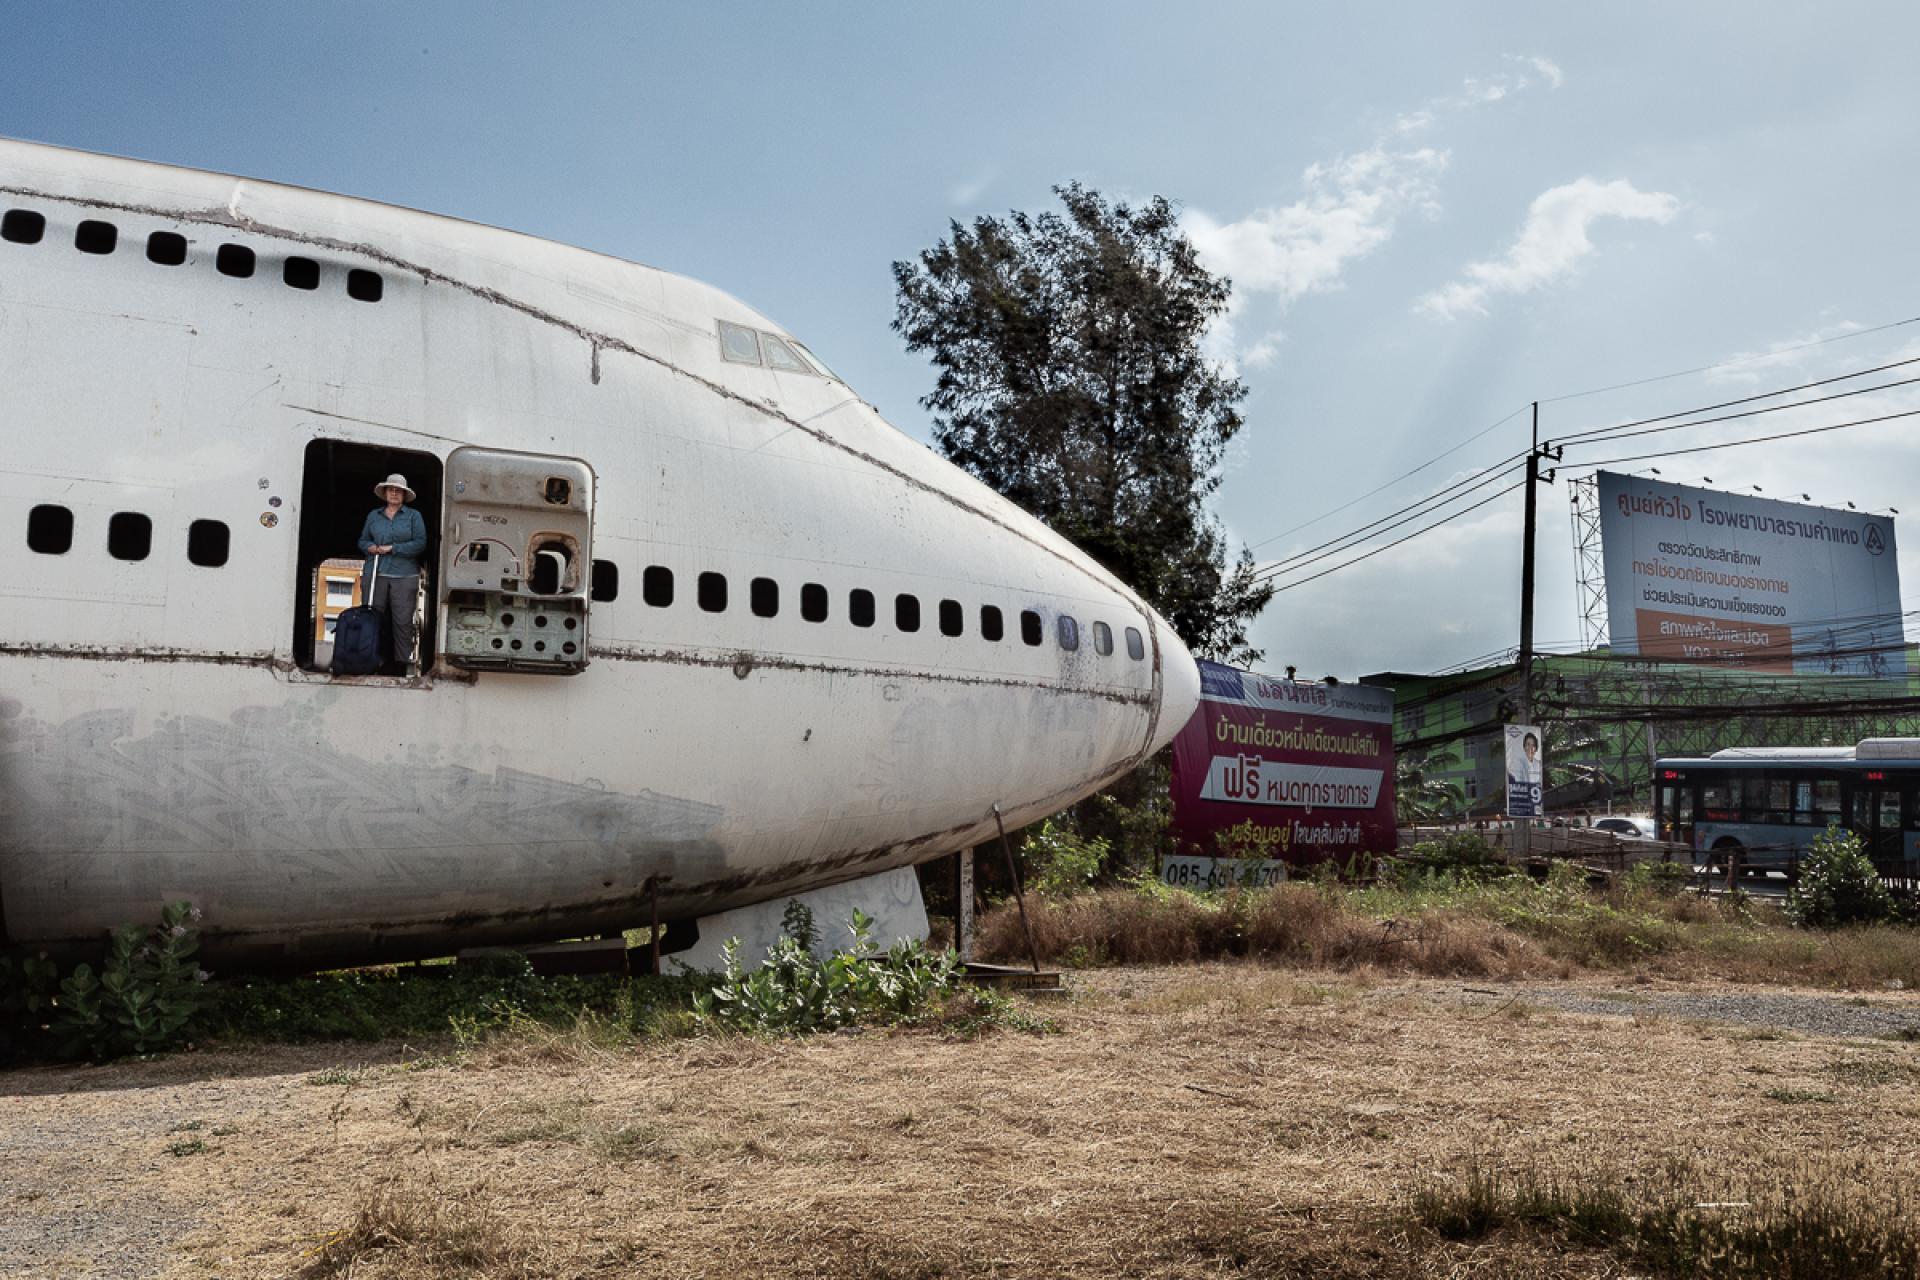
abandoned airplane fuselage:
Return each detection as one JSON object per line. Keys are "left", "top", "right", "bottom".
{"left": 0, "top": 139, "right": 1202, "bottom": 968}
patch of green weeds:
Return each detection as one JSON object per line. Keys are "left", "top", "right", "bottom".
{"left": 305, "top": 1066, "right": 365, "bottom": 1087}
{"left": 693, "top": 902, "right": 1027, "bottom": 1037}
{"left": 166, "top": 1137, "right": 208, "bottom": 1157}
{"left": 1825, "top": 1057, "right": 1920, "bottom": 1087}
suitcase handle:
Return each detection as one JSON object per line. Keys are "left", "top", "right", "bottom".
{"left": 367, "top": 553, "right": 380, "bottom": 598}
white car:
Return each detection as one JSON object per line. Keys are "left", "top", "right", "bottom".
{"left": 1591, "top": 816, "right": 1656, "bottom": 840}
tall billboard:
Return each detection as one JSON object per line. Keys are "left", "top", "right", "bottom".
{"left": 1596, "top": 471, "right": 1904, "bottom": 677}
{"left": 1170, "top": 662, "right": 1396, "bottom": 866}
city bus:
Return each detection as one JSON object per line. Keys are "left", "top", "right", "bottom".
{"left": 1654, "top": 740, "right": 1920, "bottom": 877}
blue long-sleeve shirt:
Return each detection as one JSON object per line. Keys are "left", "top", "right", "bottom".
{"left": 357, "top": 505, "right": 428, "bottom": 578}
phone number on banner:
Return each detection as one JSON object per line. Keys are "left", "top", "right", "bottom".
{"left": 1160, "top": 856, "right": 1289, "bottom": 892}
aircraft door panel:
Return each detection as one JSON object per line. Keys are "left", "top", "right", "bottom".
{"left": 441, "top": 447, "right": 595, "bottom": 675}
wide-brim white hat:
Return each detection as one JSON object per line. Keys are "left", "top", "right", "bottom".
{"left": 374, "top": 473, "right": 416, "bottom": 502}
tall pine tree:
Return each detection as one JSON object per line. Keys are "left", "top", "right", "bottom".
{"left": 892, "top": 183, "right": 1273, "bottom": 664}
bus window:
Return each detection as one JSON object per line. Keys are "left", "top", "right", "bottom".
{"left": 1701, "top": 782, "right": 1735, "bottom": 821}
{"left": 1853, "top": 789, "right": 1874, "bottom": 826}
{"left": 1765, "top": 779, "right": 1792, "bottom": 824}
{"left": 1880, "top": 790, "right": 1903, "bottom": 829}
{"left": 1815, "top": 779, "right": 1842, "bottom": 821}
{"left": 1740, "top": 776, "right": 1768, "bottom": 822}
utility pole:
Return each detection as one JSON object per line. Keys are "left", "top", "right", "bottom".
{"left": 1516, "top": 401, "right": 1541, "bottom": 861}
{"left": 1520, "top": 401, "right": 1538, "bottom": 725}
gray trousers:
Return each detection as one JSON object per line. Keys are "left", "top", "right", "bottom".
{"left": 367, "top": 574, "right": 420, "bottom": 667}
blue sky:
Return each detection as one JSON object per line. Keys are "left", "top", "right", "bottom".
{"left": 8, "top": 3, "right": 1918, "bottom": 677}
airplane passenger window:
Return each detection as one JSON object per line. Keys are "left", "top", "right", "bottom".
{"left": 1, "top": 209, "right": 45, "bottom": 244}
{"left": 643, "top": 565, "right": 674, "bottom": 607}
{"left": 108, "top": 512, "right": 153, "bottom": 562}
{"left": 217, "top": 244, "right": 255, "bottom": 278}
{"left": 27, "top": 504, "right": 73, "bottom": 555}
{"left": 1020, "top": 609, "right": 1043, "bottom": 646}
{"left": 980, "top": 605, "right": 1004, "bottom": 642}
{"left": 801, "top": 582, "right": 828, "bottom": 622}
{"left": 939, "top": 599, "right": 963, "bottom": 637}
{"left": 75, "top": 220, "right": 117, "bottom": 255}
{"left": 591, "top": 559, "right": 619, "bottom": 602}
{"left": 347, "top": 270, "right": 383, "bottom": 303}
{"left": 751, "top": 577, "right": 779, "bottom": 618}
{"left": 896, "top": 594, "right": 921, "bottom": 632}
{"left": 1058, "top": 616, "right": 1080, "bottom": 651}
{"left": 760, "top": 333, "right": 811, "bottom": 374}
{"left": 146, "top": 231, "right": 187, "bottom": 266}
{"left": 718, "top": 320, "right": 762, "bottom": 365}
{"left": 1093, "top": 621, "right": 1113, "bottom": 656}
{"left": 698, "top": 571, "right": 727, "bottom": 612}
{"left": 284, "top": 256, "right": 320, "bottom": 290}
{"left": 849, "top": 588, "right": 876, "bottom": 628}
{"left": 1125, "top": 626, "right": 1145, "bottom": 660}
{"left": 187, "top": 519, "right": 230, "bottom": 567}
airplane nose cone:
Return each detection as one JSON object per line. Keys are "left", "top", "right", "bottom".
{"left": 1147, "top": 618, "right": 1202, "bottom": 756}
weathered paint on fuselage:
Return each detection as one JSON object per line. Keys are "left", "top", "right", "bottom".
{"left": 0, "top": 139, "right": 1202, "bottom": 967}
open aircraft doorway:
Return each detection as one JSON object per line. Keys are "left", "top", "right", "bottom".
{"left": 294, "top": 438, "right": 444, "bottom": 675}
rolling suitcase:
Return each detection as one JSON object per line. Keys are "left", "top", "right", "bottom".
{"left": 329, "top": 555, "right": 389, "bottom": 675}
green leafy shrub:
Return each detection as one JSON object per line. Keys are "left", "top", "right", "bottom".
{"left": 1787, "top": 827, "right": 1897, "bottom": 929}
{"left": 1396, "top": 831, "right": 1511, "bottom": 882}
{"left": 1023, "top": 819, "right": 1110, "bottom": 897}
{"left": 1624, "top": 859, "right": 1693, "bottom": 894}
{"left": 693, "top": 903, "right": 973, "bottom": 1034}
{"left": 50, "top": 901, "right": 209, "bottom": 1060}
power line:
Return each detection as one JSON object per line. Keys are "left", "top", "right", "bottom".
{"left": 1253, "top": 459, "right": 1524, "bottom": 582}
{"left": 1538, "top": 314, "right": 1920, "bottom": 406}
{"left": 1264, "top": 478, "right": 1529, "bottom": 593}
{"left": 1559, "top": 404, "right": 1920, "bottom": 471}
{"left": 1246, "top": 405, "right": 1527, "bottom": 552}
{"left": 1548, "top": 370, "right": 1920, "bottom": 451}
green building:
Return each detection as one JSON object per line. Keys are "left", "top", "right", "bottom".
{"left": 1363, "top": 648, "right": 1920, "bottom": 817}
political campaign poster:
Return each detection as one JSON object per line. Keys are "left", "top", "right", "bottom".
{"left": 1505, "top": 724, "right": 1543, "bottom": 818}
{"left": 1596, "top": 471, "right": 1904, "bottom": 678}
{"left": 1169, "top": 661, "right": 1396, "bottom": 871}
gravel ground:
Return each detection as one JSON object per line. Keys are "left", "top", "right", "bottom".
{"left": 1467, "top": 984, "right": 1920, "bottom": 1039}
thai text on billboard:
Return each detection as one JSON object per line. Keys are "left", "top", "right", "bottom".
{"left": 1596, "top": 471, "right": 1904, "bottom": 678}
{"left": 1170, "top": 662, "right": 1397, "bottom": 864}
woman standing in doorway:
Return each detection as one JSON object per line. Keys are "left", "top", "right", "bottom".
{"left": 358, "top": 473, "right": 428, "bottom": 675}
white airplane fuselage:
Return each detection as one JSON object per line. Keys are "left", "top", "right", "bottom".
{"left": 0, "top": 139, "right": 1202, "bottom": 968}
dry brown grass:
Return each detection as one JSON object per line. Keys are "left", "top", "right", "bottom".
{"left": 980, "top": 882, "right": 1553, "bottom": 977}
{"left": 303, "top": 1173, "right": 551, "bottom": 1279}
{"left": 977, "top": 881, "right": 1920, "bottom": 989}
{"left": 6, "top": 965, "right": 1919, "bottom": 1278}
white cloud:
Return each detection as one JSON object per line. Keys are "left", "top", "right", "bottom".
{"left": 1520, "top": 55, "right": 1566, "bottom": 89}
{"left": 1243, "top": 330, "right": 1288, "bottom": 368}
{"left": 1416, "top": 177, "right": 1680, "bottom": 319}
{"left": 1186, "top": 146, "right": 1449, "bottom": 305}
{"left": 1705, "top": 320, "right": 1866, "bottom": 385}
{"left": 947, "top": 171, "right": 994, "bottom": 206}
{"left": 1185, "top": 54, "right": 1564, "bottom": 367}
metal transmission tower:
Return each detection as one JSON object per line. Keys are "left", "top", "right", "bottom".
{"left": 1568, "top": 474, "right": 1608, "bottom": 653}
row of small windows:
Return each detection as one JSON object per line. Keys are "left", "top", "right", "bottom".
{"left": 27, "top": 504, "right": 230, "bottom": 567}
{"left": 585, "top": 560, "right": 1146, "bottom": 660}
{"left": 1, "top": 207, "right": 383, "bottom": 302}
{"left": 25, "top": 505, "right": 1138, "bottom": 656}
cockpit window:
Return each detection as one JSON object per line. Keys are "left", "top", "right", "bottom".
{"left": 791, "top": 341, "right": 839, "bottom": 380}
{"left": 760, "top": 333, "right": 810, "bottom": 374}
{"left": 718, "top": 320, "right": 761, "bottom": 365}
{"left": 717, "top": 319, "right": 832, "bottom": 378}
